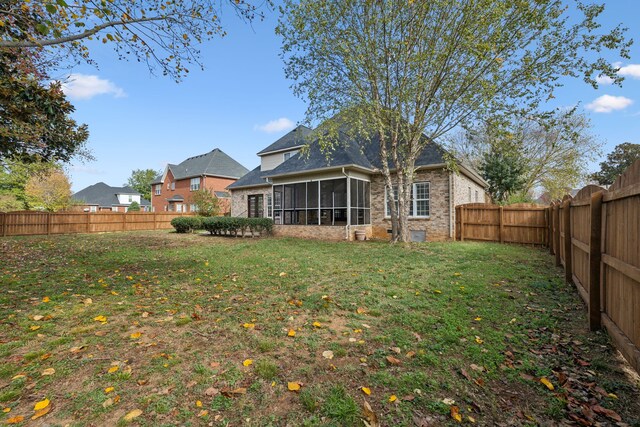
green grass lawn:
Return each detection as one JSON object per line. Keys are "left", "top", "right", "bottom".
{"left": 1, "top": 231, "right": 639, "bottom": 426}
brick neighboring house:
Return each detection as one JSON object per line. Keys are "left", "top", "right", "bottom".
{"left": 73, "top": 182, "right": 151, "bottom": 212}
{"left": 151, "top": 148, "right": 249, "bottom": 214}
{"left": 228, "top": 124, "right": 488, "bottom": 241}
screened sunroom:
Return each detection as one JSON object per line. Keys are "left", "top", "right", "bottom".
{"left": 271, "top": 177, "right": 370, "bottom": 226}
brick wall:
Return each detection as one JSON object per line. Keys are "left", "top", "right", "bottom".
{"left": 370, "top": 168, "right": 452, "bottom": 241}
{"left": 451, "top": 171, "right": 488, "bottom": 230}
{"left": 151, "top": 170, "right": 236, "bottom": 214}
{"left": 230, "top": 187, "right": 271, "bottom": 217}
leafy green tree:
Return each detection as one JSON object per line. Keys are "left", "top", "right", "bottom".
{"left": 127, "top": 201, "right": 141, "bottom": 212}
{"left": 191, "top": 189, "right": 220, "bottom": 217}
{"left": 0, "top": 50, "right": 90, "bottom": 163}
{"left": 125, "top": 169, "right": 160, "bottom": 201}
{"left": 24, "top": 168, "right": 73, "bottom": 211}
{"left": 277, "top": 0, "right": 630, "bottom": 242}
{"left": 480, "top": 146, "right": 527, "bottom": 203}
{"left": 590, "top": 143, "right": 640, "bottom": 185}
{"left": 0, "top": 159, "right": 58, "bottom": 210}
{"left": 0, "top": 0, "right": 269, "bottom": 81}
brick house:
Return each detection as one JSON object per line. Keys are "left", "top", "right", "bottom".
{"left": 228, "top": 125, "right": 488, "bottom": 241}
{"left": 73, "top": 182, "right": 151, "bottom": 212}
{"left": 151, "top": 148, "right": 249, "bottom": 214}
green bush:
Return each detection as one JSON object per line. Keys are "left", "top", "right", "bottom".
{"left": 201, "top": 217, "right": 273, "bottom": 237}
{"left": 170, "top": 216, "right": 202, "bottom": 233}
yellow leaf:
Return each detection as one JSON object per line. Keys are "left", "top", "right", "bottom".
{"left": 198, "top": 409, "right": 208, "bottom": 417}
{"left": 41, "top": 368, "right": 55, "bottom": 376}
{"left": 108, "top": 366, "right": 119, "bottom": 374}
{"left": 123, "top": 409, "right": 142, "bottom": 421}
{"left": 111, "top": 291, "right": 119, "bottom": 295}
{"left": 11, "top": 374, "right": 25, "bottom": 381}
{"left": 608, "top": 393, "right": 618, "bottom": 399}
{"left": 33, "top": 315, "right": 44, "bottom": 321}
{"left": 467, "top": 415, "right": 476, "bottom": 423}
{"left": 287, "top": 382, "right": 301, "bottom": 391}
{"left": 242, "top": 359, "right": 253, "bottom": 367}
{"left": 434, "top": 290, "right": 442, "bottom": 294}
{"left": 450, "top": 405, "right": 462, "bottom": 422}
{"left": 130, "top": 332, "right": 142, "bottom": 339}
{"left": 356, "top": 307, "right": 367, "bottom": 314}
{"left": 388, "top": 395, "right": 397, "bottom": 402}
{"left": 361, "top": 386, "right": 371, "bottom": 395}
{"left": 42, "top": 296, "right": 50, "bottom": 302}
{"left": 242, "top": 323, "right": 255, "bottom": 329}
{"left": 105, "top": 387, "right": 114, "bottom": 393}
{"left": 6, "top": 415, "right": 24, "bottom": 424}
{"left": 34, "top": 398, "right": 50, "bottom": 411}
{"left": 196, "top": 400, "right": 202, "bottom": 407}
{"left": 94, "top": 315, "right": 107, "bottom": 322}
{"left": 540, "top": 377, "right": 554, "bottom": 391}
{"left": 475, "top": 336, "right": 484, "bottom": 344}
{"left": 474, "top": 317, "right": 482, "bottom": 321}
{"left": 30, "top": 325, "right": 41, "bottom": 331}
{"left": 3, "top": 407, "right": 11, "bottom": 413}
{"left": 279, "top": 272, "right": 287, "bottom": 277}
{"left": 287, "top": 329, "right": 296, "bottom": 337}
{"left": 312, "top": 321, "right": 322, "bottom": 328}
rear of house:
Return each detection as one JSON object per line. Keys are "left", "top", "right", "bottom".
{"left": 228, "top": 125, "right": 487, "bottom": 241}
{"left": 72, "top": 182, "right": 151, "bottom": 212}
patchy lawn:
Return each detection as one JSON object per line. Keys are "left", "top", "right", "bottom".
{"left": 1, "top": 231, "right": 639, "bottom": 426}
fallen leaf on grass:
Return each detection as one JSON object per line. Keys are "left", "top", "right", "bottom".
{"left": 442, "top": 398, "right": 456, "bottom": 405}
{"left": 312, "top": 321, "right": 322, "bottom": 328}
{"left": 42, "top": 296, "right": 50, "bottom": 303}
{"left": 129, "top": 332, "right": 142, "bottom": 339}
{"left": 34, "top": 399, "right": 49, "bottom": 411}
{"left": 221, "top": 387, "right": 246, "bottom": 397}
{"left": 362, "top": 399, "right": 379, "bottom": 427}
{"left": 2, "top": 407, "right": 10, "bottom": 413}
{"left": 6, "top": 416, "right": 24, "bottom": 424}
{"left": 592, "top": 405, "right": 622, "bottom": 422}
{"left": 356, "top": 307, "right": 367, "bottom": 314}
{"left": 539, "top": 377, "right": 554, "bottom": 391}
{"left": 451, "top": 405, "right": 462, "bottom": 422}
{"left": 196, "top": 400, "right": 202, "bottom": 407}
{"left": 474, "top": 336, "right": 484, "bottom": 344}
{"left": 242, "top": 359, "right": 253, "bottom": 367}
{"left": 288, "top": 329, "right": 296, "bottom": 337}
{"left": 32, "top": 315, "right": 44, "bottom": 321}
{"left": 361, "top": 387, "right": 371, "bottom": 395}
{"left": 11, "top": 374, "right": 25, "bottom": 381}
{"left": 322, "top": 350, "right": 334, "bottom": 360}
{"left": 94, "top": 315, "right": 107, "bottom": 323}
{"left": 123, "top": 409, "right": 142, "bottom": 421}
{"left": 204, "top": 387, "right": 219, "bottom": 396}
{"left": 105, "top": 387, "right": 114, "bottom": 393}
{"left": 388, "top": 395, "right": 397, "bottom": 402}
{"left": 242, "top": 323, "right": 255, "bottom": 329}
{"left": 83, "top": 298, "right": 93, "bottom": 305}
{"left": 108, "top": 366, "right": 119, "bottom": 374}
{"left": 198, "top": 409, "right": 209, "bottom": 417}
{"left": 287, "top": 382, "right": 301, "bottom": 391}
{"left": 41, "top": 368, "right": 55, "bottom": 376}
{"left": 31, "top": 406, "right": 51, "bottom": 420}
{"left": 386, "top": 356, "right": 402, "bottom": 366}
{"left": 29, "top": 325, "right": 41, "bottom": 331}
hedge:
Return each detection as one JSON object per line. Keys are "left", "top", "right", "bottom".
{"left": 201, "top": 217, "right": 273, "bottom": 237}
{"left": 170, "top": 216, "right": 202, "bottom": 233}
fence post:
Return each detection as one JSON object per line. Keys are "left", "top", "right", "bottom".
{"left": 563, "top": 198, "right": 573, "bottom": 284}
{"left": 547, "top": 206, "right": 553, "bottom": 253}
{"left": 553, "top": 203, "right": 561, "bottom": 267}
{"left": 588, "top": 191, "right": 603, "bottom": 331}
{"left": 499, "top": 206, "right": 504, "bottom": 244}
{"left": 460, "top": 206, "right": 465, "bottom": 241}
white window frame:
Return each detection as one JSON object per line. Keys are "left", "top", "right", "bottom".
{"left": 155, "top": 184, "right": 161, "bottom": 196}
{"left": 266, "top": 193, "right": 273, "bottom": 218}
{"left": 190, "top": 204, "right": 197, "bottom": 212}
{"left": 170, "top": 182, "right": 175, "bottom": 190}
{"left": 385, "top": 181, "right": 430, "bottom": 218}
{"left": 128, "top": 195, "right": 133, "bottom": 202}
{"left": 283, "top": 150, "right": 298, "bottom": 162}
{"left": 89, "top": 206, "right": 97, "bottom": 212}
{"left": 190, "top": 177, "right": 201, "bottom": 191}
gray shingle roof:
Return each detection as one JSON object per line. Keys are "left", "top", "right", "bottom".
{"left": 262, "top": 130, "right": 448, "bottom": 178}
{"left": 72, "top": 182, "right": 151, "bottom": 207}
{"left": 152, "top": 148, "right": 249, "bottom": 184}
{"left": 256, "top": 125, "right": 313, "bottom": 156}
{"left": 227, "top": 166, "right": 271, "bottom": 189}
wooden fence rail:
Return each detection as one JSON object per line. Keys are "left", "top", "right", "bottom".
{"left": 0, "top": 211, "right": 193, "bottom": 237}
{"left": 455, "top": 158, "right": 640, "bottom": 374}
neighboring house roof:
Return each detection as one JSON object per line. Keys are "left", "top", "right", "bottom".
{"left": 152, "top": 148, "right": 249, "bottom": 184}
{"left": 73, "top": 182, "right": 151, "bottom": 207}
{"left": 227, "top": 166, "right": 271, "bottom": 190}
{"left": 214, "top": 191, "right": 231, "bottom": 198}
{"left": 256, "top": 125, "right": 313, "bottom": 156}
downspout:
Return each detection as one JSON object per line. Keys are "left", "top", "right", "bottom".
{"left": 449, "top": 170, "right": 454, "bottom": 239}
{"left": 342, "top": 167, "right": 350, "bottom": 240}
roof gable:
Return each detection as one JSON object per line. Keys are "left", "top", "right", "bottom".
{"left": 256, "top": 125, "right": 313, "bottom": 156}
{"left": 73, "top": 182, "right": 150, "bottom": 207}
{"left": 153, "top": 149, "right": 249, "bottom": 183}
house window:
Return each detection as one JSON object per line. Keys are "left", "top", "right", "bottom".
{"left": 89, "top": 206, "right": 97, "bottom": 212}
{"left": 128, "top": 195, "right": 133, "bottom": 202}
{"left": 190, "top": 177, "right": 200, "bottom": 191}
{"left": 283, "top": 150, "right": 298, "bottom": 162}
{"left": 385, "top": 182, "right": 430, "bottom": 218}
{"left": 475, "top": 190, "right": 479, "bottom": 202}
{"left": 171, "top": 182, "right": 175, "bottom": 190}
{"left": 175, "top": 204, "right": 182, "bottom": 213}
{"left": 190, "top": 204, "right": 197, "bottom": 212}
{"left": 468, "top": 187, "right": 471, "bottom": 202}
{"left": 349, "top": 178, "right": 371, "bottom": 225}
{"left": 248, "top": 195, "right": 264, "bottom": 218}
{"left": 155, "top": 184, "right": 161, "bottom": 196}
{"left": 266, "top": 193, "right": 273, "bottom": 218}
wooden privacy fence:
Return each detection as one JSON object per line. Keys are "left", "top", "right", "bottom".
{"left": 549, "top": 159, "right": 640, "bottom": 374}
{"left": 0, "top": 211, "right": 193, "bottom": 237}
{"left": 455, "top": 202, "right": 548, "bottom": 245}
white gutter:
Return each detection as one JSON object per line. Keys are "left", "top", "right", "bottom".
{"left": 342, "top": 167, "right": 350, "bottom": 240}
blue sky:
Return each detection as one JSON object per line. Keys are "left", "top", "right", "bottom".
{"left": 62, "top": 1, "right": 640, "bottom": 192}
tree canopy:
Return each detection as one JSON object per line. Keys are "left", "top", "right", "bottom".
{"left": 0, "top": 0, "right": 270, "bottom": 80}
{"left": 590, "top": 142, "right": 640, "bottom": 185}
{"left": 125, "top": 168, "right": 160, "bottom": 201}
{"left": 277, "top": 0, "right": 630, "bottom": 241}
{"left": 24, "top": 167, "right": 73, "bottom": 211}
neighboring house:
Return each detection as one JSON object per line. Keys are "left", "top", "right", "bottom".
{"left": 228, "top": 124, "right": 488, "bottom": 241}
{"left": 151, "top": 148, "right": 249, "bottom": 214}
{"left": 73, "top": 182, "right": 151, "bottom": 212}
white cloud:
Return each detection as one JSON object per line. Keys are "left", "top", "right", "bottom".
{"left": 255, "top": 117, "right": 295, "bottom": 133}
{"left": 596, "top": 75, "right": 614, "bottom": 85}
{"left": 59, "top": 74, "right": 126, "bottom": 100}
{"left": 586, "top": 95, "right": 633, "bottom": 113}
{"left": 619, "top": 64, "right": 640, "bottom": 79}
